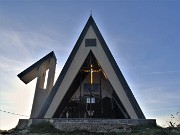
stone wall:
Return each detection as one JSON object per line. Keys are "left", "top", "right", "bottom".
{"left": 17, "top": 118, "right": 156, "bottom": 132}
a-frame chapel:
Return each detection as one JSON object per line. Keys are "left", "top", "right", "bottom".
{"left": 18, "top": 16, "right": 145, "bottom": 120}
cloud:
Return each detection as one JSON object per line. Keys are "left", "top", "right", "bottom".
{"left": 142, "top": 70, "right": 180, "bottom": 75}
{"left": 0, "top": 27, "right": 32, "bottom": 61}
{"left": 135, "top": 85, "right": 180, "bottom": 119}
{"left": 0, "top": 25, "right": 71, "bottom": 58}
{"left": 0, "top": 56, "right": 27, "bottom": 71}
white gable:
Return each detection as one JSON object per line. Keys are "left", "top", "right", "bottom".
{"left": 44, "top": 26, "right": 138, "bottom": 119}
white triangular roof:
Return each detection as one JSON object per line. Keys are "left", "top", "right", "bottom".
{"left": 38, "top": 16, "right": 145, "bottom": 119}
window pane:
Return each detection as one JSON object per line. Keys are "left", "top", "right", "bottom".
{"left": 87, "top": 97, "right": 95, "bottom": 103}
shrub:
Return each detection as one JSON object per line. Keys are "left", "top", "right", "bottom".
{"left": 29, "top": 121, "right": 60, "bottom": 133}
{"left": 167, "top": 112, "right": 180, "bottom": 128}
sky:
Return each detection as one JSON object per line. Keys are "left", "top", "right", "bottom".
{"left": 0, "top": 0, "right": 179, "bottom": 130}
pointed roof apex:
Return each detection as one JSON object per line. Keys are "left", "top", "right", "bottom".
{"left": 85, "top": 14, "right": 96, "bottom": 27}
{"left": 89, "top": 14, "right": 93, "bottom": 19}
{"left": 86, "top": 14, "right": 95, "bottom": 24}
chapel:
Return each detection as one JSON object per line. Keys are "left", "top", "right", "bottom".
{"left": 18, "top": 16, "right": 145, "bottom": 120}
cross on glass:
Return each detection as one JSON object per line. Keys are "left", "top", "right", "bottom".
{"left": 84, "top": 64, "right": 99, "bottom": 85}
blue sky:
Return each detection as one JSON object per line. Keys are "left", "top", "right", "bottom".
{"left": 0, "top": 0, "right": 179, "bottom": 130}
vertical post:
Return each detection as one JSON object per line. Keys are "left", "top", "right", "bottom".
{"left": 90, "top": 53, "right": 92, "bottom": 118}
{"left": 31, "top": 65, "right": 46, "bottom": 118}
{"left": 46, "top": 58, "right": 56, "bottom": 92}
{"left": 36, "top": 65, "right": 46, "bottom": 90}
{"left": 90, "top": 85, "right": 92, "bottom": 118}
